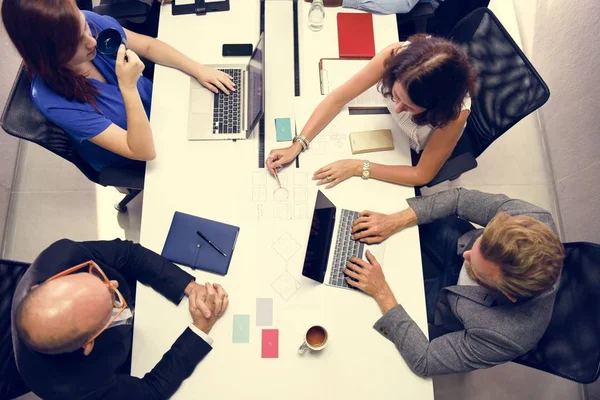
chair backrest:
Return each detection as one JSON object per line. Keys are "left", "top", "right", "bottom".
{"left": 93, "top": 0, "right": 152, "bottom": 21}
{"left": 0, "top": 65, "right": 100, "bottom": 184}
{"left": 448, "top": 8, "right": 550, "bottom": 158}
{"left": 0, "top": 260, "right": 30, "bottom": 399}
{"left": 514, "top": 242, "right": 600, "bottom": 383}
{"left": 76, "top": 0, "right": 93, "bottom": 11}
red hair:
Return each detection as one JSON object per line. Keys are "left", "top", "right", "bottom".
{"left": 2, "top": 0, "right": 99, "bottom": 105}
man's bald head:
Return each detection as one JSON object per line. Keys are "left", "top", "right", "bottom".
{"left": 16, "top": 273, "right": 114, "bottom": 354}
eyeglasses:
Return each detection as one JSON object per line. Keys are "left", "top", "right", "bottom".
{"left": 44, "top": 260, "right": 128, "bottom": 345}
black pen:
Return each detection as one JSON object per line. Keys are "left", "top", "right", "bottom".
{"left": 196, "top": 230, "right": 227, "bottom": 257}
{"left": 294, "top": 119, "right": 300, "bottom": 168}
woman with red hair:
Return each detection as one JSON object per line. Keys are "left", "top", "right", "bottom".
{"left": 2, "top": 0, "right": 234, "bottom": 171}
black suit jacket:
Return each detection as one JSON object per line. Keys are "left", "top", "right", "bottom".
{"left": 11, "top": 239, "right": 212, "bottom": 400}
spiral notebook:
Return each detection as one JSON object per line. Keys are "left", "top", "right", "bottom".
{"left": 161, "top": 211, "right": 240, "bottom": 275}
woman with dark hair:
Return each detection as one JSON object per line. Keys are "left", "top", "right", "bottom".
{"left": 2, "top": 0, "right": 235, "bottom": 171}
{"left": 267, "top": 35, "right": 477, "bottom": 187}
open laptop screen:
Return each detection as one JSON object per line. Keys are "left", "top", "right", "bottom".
{"left": 302, "top": 191, "right": 336, "bottom": 283}
{"left": 246, "top": 33, "right": 264, "bottom": 134}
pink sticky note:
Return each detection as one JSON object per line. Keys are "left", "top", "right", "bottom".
{"left": 261, "top": 329, "right": 279, "bottom": 358}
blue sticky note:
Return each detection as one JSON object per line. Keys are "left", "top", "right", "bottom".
{"left": 275, "top": 118, "right": 293, "bottom": 142}
{"left": 232, "top": 314, "right": 250, "bottom": 343}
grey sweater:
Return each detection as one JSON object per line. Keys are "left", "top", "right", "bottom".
{"left": 373, "top": 188, "right": 560, "bottom": 377}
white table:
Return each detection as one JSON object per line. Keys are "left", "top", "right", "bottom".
{"left": 132, "top": 1, "right": 433, "bottom": 399}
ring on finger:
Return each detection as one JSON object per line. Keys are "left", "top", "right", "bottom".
{"left": 326, "top": 175, "right": 333, "bottom": 182}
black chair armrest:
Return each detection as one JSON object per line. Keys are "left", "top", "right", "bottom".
{"left": 426, "top": 152, "right": 477, "bottom": 187}
{"left": 77, "top": 0, "right": 93, "bottom": 11}
{"left": 98, "top": 164, "right": 145, "bottom": 190}
{"left": 94, "top": 2, "right": 151, "bottom": 20}
{"left": 0, "top": 260, "right": 30, "bottom": 400}
{"left": 396, "top": 2, "right": 435, "bottom": 24}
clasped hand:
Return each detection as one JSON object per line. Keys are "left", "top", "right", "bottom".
{"left": 186, "top": 281, "right": 229, "bottom": 334}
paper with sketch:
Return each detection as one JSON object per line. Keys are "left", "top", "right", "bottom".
{"left": 319, "top": 59, "right": 386, "bottom": 107}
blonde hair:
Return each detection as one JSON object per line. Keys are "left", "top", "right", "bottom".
{"left": 480, "top": 213, "right": 564, "bottom": 299}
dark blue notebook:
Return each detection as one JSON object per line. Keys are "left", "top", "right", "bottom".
{"left": 161, "top": 211, "right": 240, "bottom": 275}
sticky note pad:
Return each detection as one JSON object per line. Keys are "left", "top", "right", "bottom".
{"left": 262, "top": 329, "right": 279, "bottom": 358}
{"left": 275, "top": 118, "right": 293, "bottom": 142}
{"left": 256, "top": 298, "right": 273, "bottom": 326}
{"left": 232, "top": 315, "right": 250, "bottom": 343}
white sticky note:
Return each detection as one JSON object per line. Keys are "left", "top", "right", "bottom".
{"left": 256, "top": 298, "right": 273, "bottom": 326}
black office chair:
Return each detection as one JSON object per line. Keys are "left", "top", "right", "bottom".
{"left": 414, "top": 8, "right": 550, "bottom": 187}
{"left": 0, "top": 260, "right": 30, "bottom": 400}
{"left": 77, "top": 0, "right": 154, "bottom": 22}
{"left": 513, "top": 242, "right": 600, "bottom": 383}
{"left": 396, "top": 0, "right": 492, "bottom": 41}
{"left": 396, "top": 2, "right": 436, "bottom": 41}
{"left": 0, "top": 66, "right": 145, "bottom": 212}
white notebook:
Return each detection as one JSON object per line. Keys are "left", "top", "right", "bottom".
{"left": 319, "top": 58, "right": 386, "bottom": 108}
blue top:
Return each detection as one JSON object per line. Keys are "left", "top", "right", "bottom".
{"left": 31, "top": 11, "right": 153, "bottom": 171}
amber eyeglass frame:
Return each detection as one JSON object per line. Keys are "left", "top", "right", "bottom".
{"left": 44, "top": 260, "right": 128, "bottom": 345}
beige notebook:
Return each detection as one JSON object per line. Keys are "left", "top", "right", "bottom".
{"left": 350, "top": 129, "right": 395, "bottom": 154}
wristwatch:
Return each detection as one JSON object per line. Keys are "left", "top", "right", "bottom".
{"left": 361, "top": 160, "right": 370, "bottom": 179}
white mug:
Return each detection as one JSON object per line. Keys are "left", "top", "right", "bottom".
{"left": 298, "top": 325, "right": 328, "bottom": 354}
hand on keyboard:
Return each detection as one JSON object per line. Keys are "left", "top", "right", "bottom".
{"left": 193, "top": 65, "right": 236, "bottom": 95}
{"left": 352, "top": 210, "right": 403, "bottom": 244}
{"left": 344, "top": 251, "right": 398, "bottom": 313}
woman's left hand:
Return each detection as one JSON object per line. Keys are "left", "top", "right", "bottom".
{"left": 344, "top": 251, "right": 389, "bottom": 297}
{"left": 194, "top": 65, "right": 236, "bottom": 94}
{"left": 313, "top": 159, "right": 361, "bottom": 189}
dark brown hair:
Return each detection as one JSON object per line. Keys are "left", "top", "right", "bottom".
{"left": 2, "top": 0, "right": 100, "bottom": 106}
{"left": 379, "top": 34, "right": 477, "bottom": 128}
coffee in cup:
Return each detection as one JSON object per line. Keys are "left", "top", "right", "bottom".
{"left": 298, "top": 325, "right": 328, "bottom": 354}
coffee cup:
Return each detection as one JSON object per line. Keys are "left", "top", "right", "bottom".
{"left": 96, "top": 28, "right": 128, "bottom": 56}
{"left": 298, "top": 325, "right": 328, "bottom": 354}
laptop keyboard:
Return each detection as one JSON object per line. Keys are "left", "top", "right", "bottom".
{"left": 212, "top": 68, "right": 242, "bottom": 134}
{"left": 329, "top": 209, "right": 364, "bottom": 289}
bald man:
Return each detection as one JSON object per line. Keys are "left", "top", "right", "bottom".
{"left": 11, "top": 238, "right": 228, "bottom": 400}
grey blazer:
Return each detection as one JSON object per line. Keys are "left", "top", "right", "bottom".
{"left": 373, "top": 188, "right": 560, "bottom": 377}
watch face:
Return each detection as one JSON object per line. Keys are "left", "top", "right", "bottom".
{"left": 363, "top": 170, "right": 370, "bottom": 178}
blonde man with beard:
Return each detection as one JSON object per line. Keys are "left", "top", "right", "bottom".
{"left": 343, "top": 188, "right": 564, "bottom": 377}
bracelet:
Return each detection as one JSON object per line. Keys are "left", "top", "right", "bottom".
{"left": 298, "top": 136, "right": 309, "bottom": 150}
{"left": 293, "top": 135, "right": 307, "bottom": 151}
{"left": 293, "top": 135, "right": 309, "bottom": 152}
{"left": 292, "top": 136, "right": 305, "bottom": 151}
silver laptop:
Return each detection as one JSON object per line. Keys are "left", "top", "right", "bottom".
{"left": 187, "top": 33, "right": 264, "bottom": 140}
{"left": 302, "top": 191, "right": 386, "bottom": 290}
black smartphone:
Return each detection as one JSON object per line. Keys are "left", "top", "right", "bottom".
{"left": 222, "top": 43, "right": 253, "bottom": 57}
